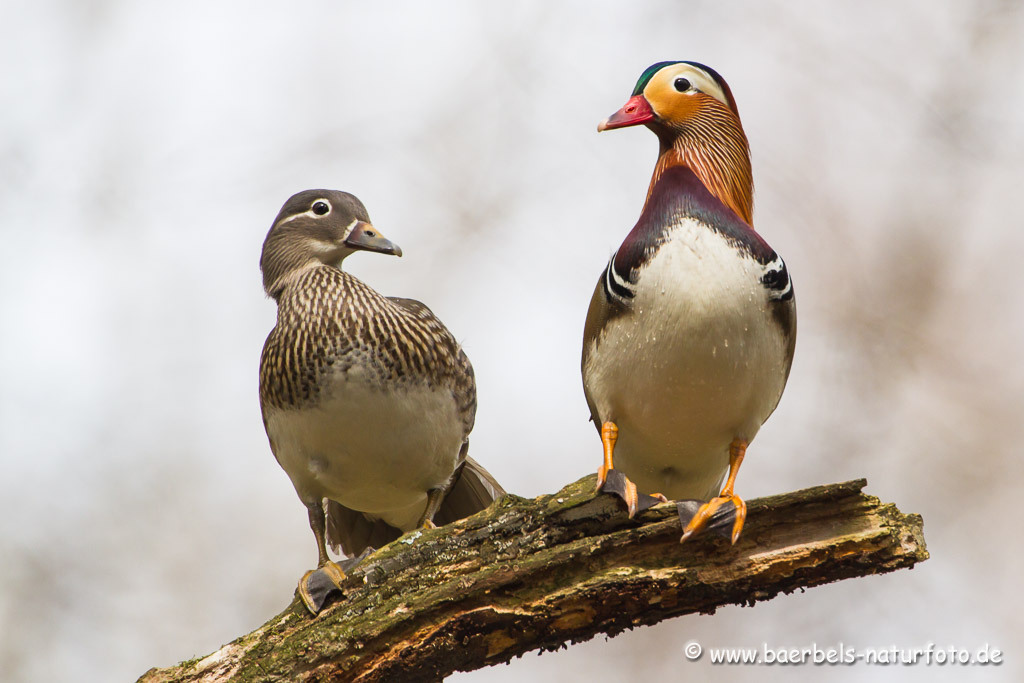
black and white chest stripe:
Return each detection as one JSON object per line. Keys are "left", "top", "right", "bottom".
{"left": 602, "top": 240, "right": 792, "bottom": 307}
{"left": 601, "top": 166, "right": 794, "bottom": 307}
{"left": 760, "top": 253, "right": 794, "bottom": 301}
{"left": 602, "top": 249, "right": 636, "bottom": 305}
{"left": 603, "top": 240, "right": 793, "bottom": 307}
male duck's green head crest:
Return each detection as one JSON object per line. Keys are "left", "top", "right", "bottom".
{"left": 631, "top": 61, "right": 685, "bottom": 96}
{"left": 631, "top": 60, "right": 731, "bottom": 100}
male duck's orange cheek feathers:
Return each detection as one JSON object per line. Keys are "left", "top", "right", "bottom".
{"left": 598, "top": 95, "right": 655, "bottom": 132}
{"left": 643, "top": 77, "right": 717, "bottom": 129}
{"left": 650, "top": 91, "right": 704, "bottom": 126}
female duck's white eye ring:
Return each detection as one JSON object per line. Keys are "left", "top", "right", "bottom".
{"left": 311, "top": 200, "right": 331, "bottom": 216}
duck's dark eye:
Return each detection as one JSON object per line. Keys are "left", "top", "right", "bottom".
{"left": 312, "top": 201, "right": 330, "bottom": 216}
{"left": 674, "top": 77, "right": 691, "bottom": 92}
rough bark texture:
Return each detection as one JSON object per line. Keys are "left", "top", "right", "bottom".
{"left": 138, "top": 477, "right": 928, "bottom": 682}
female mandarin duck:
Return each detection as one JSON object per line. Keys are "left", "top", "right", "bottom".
{"left": 260, "top": 190, "right": 504, "bottom": 613}
{"left": 582, "top": 61, "right": 796, "bottom": 544}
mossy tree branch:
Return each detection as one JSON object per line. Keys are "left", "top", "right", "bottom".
{"left": 138, "top": 477, "right": 928, "bottom": 682}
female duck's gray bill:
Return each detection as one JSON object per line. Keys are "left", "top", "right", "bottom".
{"left": 345, "top": 221, "right": 403, "bottom": 257}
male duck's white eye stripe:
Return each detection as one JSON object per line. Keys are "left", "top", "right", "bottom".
{"left": 666, "top": 65, "right": 729, "bottom": 109}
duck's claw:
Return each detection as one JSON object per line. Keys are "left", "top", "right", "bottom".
{"left": 298, "top": 560, "right": 347, "bottom": 615}
{"left": 297, "top": 548, "right": 375, "bottom": 615}
{"left": 601, "top": 470, "right": 669, "bottom": 517}
{"left": 679, "top": 438, "right": 750, "bottom": 544}
{"left": 596, "top": 421, "right": 671, "bottom": 516}
{"left": 678, "top": 494, "right": 746, "bottom": 544}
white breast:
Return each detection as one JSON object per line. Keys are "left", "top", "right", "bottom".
{"left": 266, "top": 368, "right": 464, "bottom": 531}
{"left": 583, "top": 217, "right": 790, "bottom": 500}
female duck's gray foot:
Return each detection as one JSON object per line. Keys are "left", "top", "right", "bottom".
{"left": 298, "top": 561, "right": 347, "bottom": 615}
{"left": 298, "top": 547, "right": 376, "bottom": 615}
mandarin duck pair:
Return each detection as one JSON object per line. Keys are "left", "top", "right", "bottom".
{"left": 258, "top": 61, "right": 795, "bottom": 614}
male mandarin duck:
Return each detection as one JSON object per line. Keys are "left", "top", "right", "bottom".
{"left": 259, "top": 190, "right": 504, "bottom": 613}
{"left": 582, "top": 62, "right": 796, "bottom": 543}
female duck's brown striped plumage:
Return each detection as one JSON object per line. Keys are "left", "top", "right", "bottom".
{"left": 260, "top": 265, "right": 477, "bottom": 436}
{"left": 258, "top": 190, "right": 502, "bottom": 611}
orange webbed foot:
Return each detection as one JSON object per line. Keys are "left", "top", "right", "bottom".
{"left": 679, "top": 438, "right": 750, "bottom": 545}
{"left": 595, "top": 421, "right": 667, "bottom": 516}
{"left": 598, "top": 468, "right": 642, "bottom": 517}
{"left": 679, "top": 494, "right": 747, "bottom": 545}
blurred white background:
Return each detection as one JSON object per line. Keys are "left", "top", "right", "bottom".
{"left": 2, "top": 1, "right": 1022, "bottom": 681}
